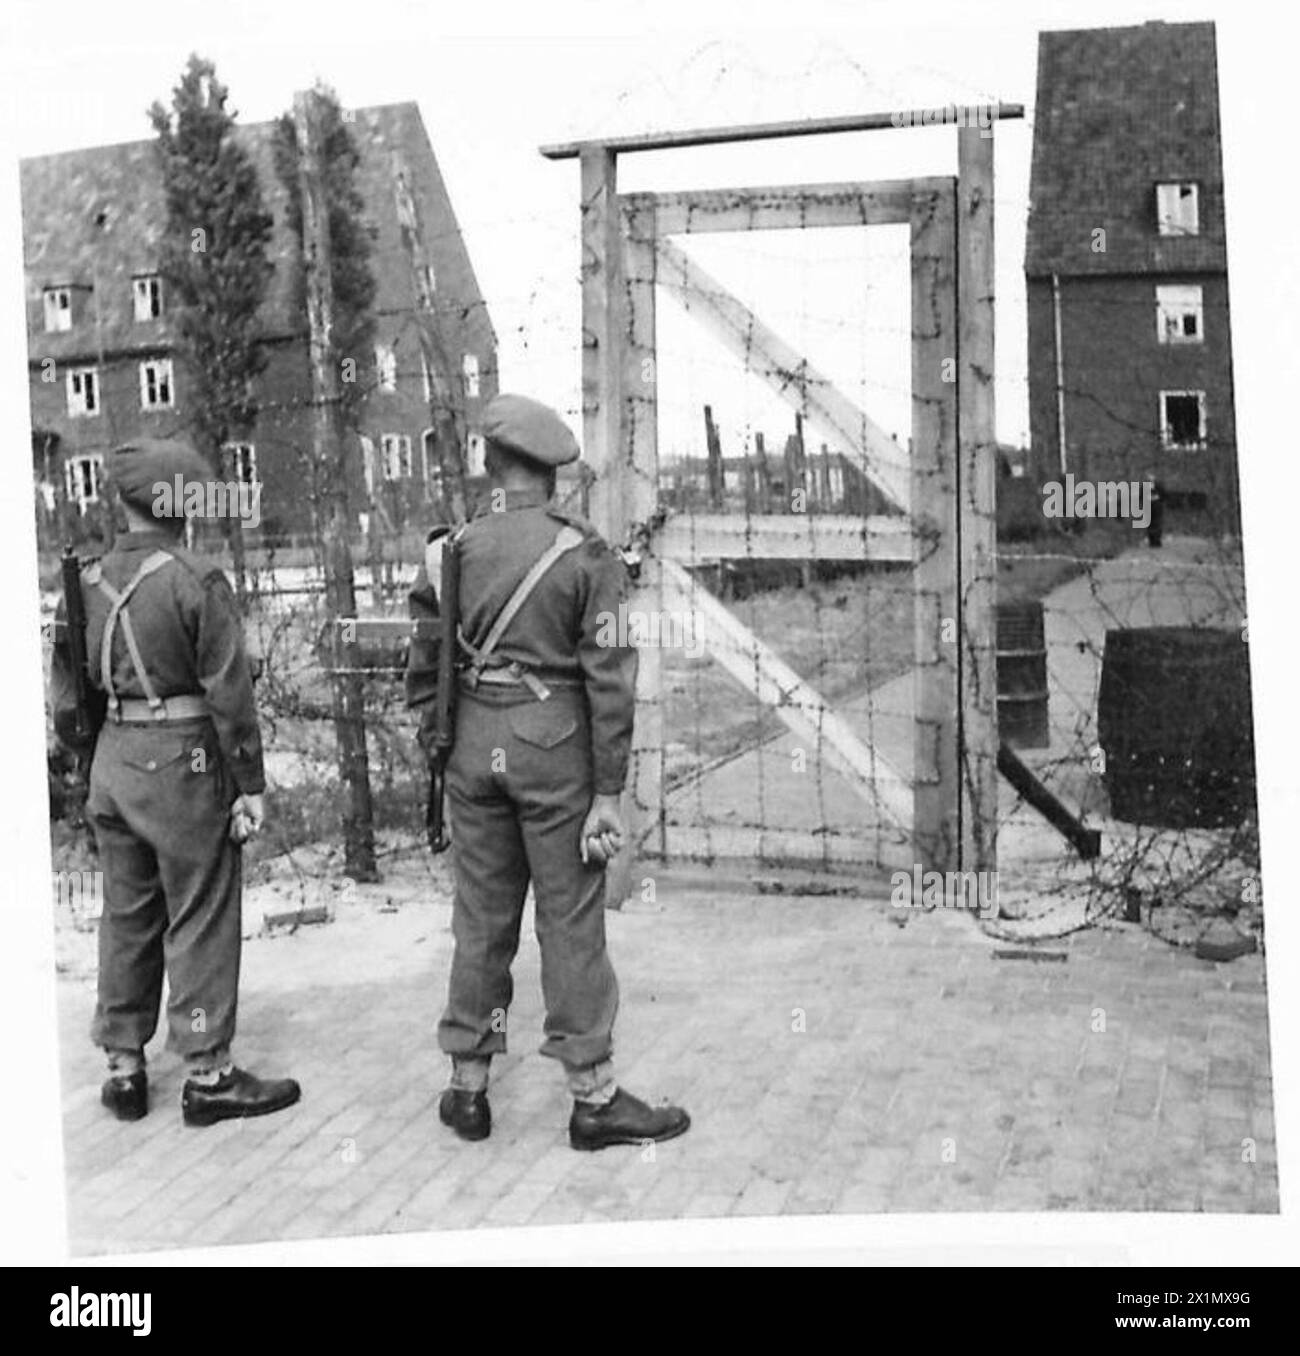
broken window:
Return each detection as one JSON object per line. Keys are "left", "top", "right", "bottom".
{"left": 43, "top": 287, "right": 72, "bottom": 333}
{"left": 1156, "top": 182, "right": 1199, "bottom": 236}
{"left": 1160, "top": 391, "right": 1206, "bottom": 449}
{"left": 1156, "top": 284, "right": 1204, "bottom": 343}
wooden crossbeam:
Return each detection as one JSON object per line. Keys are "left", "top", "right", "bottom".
{"left": 619, "top": 178, "right": 949, "bottom": 235}
{"left": 654, "top": 235, "right": 911, "bottom": 514}
{"left": 660, "top": 557, "right": 911, "bottom": 827}
{"left": 540, "top": 105, "right": 1025, "bottom": 159}
{"left": 657, "top": 512, "right": 912, "bottom": 562}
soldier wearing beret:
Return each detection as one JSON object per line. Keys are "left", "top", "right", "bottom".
{"left": 407, "top": 395, "right": 690, "bottom": 1149}
{"left": 50, "top": 437, "right": 299, "bottom": 1126}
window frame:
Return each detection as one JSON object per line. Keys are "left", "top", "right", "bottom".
{"left": 466, "top": 432, "right": 486, "bottom": 476}
{"left": 64, "top": 452, "right": 104, "bottom": 509}
{"left": 375, "top": 345, "right": 398, "bottom": 394}
{"left": 1156, "top": 181, "right": 1200, "bottom": 237}
{"left": 66, "top": 365, "right": 100, "bottom": 418}
{"left": 1155, "top": 284, "right": 1205, "bottom": 345}
{"left": 380, "top": 432, "right": 413, "bottom": 480}
{"left": 1159, "top": 389, "right": 1207, "bottom": 450}
{"left": 139, "top": 357, "right": 175, "bottom": 410}
{"left": 223, "top": 441, "right": 258, "bottom": 487}
{"left": 132, "top": 275, "right": 164, "bottom": 322}
{"left": 43, "top": 287, "right": 72, "bottom": 333}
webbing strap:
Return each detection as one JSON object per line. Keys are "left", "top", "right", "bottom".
{"left": 460, "top": 525, "right": 584, "bottom": 673}
{"left": 92, "top": 550, "right": 173, "bottom": 716}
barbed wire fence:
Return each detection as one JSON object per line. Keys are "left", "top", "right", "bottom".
{"left": 41, "top": 46, "right": 1260, "bottom": 957}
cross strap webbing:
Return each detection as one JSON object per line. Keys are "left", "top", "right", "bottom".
{"left": 459, "top": 524, "right": 585, "bottom": 675}
{"left": 85, "top": 550, "right": 174, "bottom": 718}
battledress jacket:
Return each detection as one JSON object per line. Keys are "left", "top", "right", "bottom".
{"left": 405, "top": 490, "right": 637, "bottom": 796}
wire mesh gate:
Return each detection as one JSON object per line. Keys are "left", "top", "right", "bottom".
{"left": 544, "top": 108, "right": 1014, "bottom": 889}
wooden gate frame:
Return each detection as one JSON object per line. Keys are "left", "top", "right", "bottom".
{"left": 542, "top": 106, "right": 1021, "bottom": 883}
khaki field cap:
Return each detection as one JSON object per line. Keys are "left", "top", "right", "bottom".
{"left": 481, "top": 394, "right": 580, "bottom": 468}
{"left": 107, "top": 436, "right": 212, "bottom": 517}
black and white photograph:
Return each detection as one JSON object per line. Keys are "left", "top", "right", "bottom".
{"left": 0, "top": 0, "right": 1297, "bottom": 1281}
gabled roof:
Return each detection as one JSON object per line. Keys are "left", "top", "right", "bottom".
{"left": 21, "top": 101, "right": 497, "bottom": 364}
{"left": 1026, "top": 21, "right": 1228, "bottom": 278}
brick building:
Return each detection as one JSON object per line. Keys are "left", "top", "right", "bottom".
{"left": 1025, "top": 21, "right": 1239, "bottom": 533}
{"left": 22, "top": 101, "right": 497, "bottom": 546}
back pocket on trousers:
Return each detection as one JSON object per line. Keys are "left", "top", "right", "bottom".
{"left": 506, "top": 702, "right": 579, "bottom": 750}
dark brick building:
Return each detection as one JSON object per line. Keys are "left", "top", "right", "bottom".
{"left": 1025, "top": 21, "right": 1239, "bottom": 532}
{"left": 22, "top": 101, "right": 497, "bottom": 546}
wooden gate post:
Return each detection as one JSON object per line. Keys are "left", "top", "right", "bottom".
{"left": 622, "top": 201, "right": 665, "bottom": 866}
{"left": 957, "top": 126, "right": 999, "bottom": 876}
{"left": 910, "top": 180, "right": 959, "bottom": 871}
{"left": 580, "top": 144, "right": 624, "bottom": 539}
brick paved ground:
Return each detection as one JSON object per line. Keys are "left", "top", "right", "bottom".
{"left": 57, "top": 866, "right": 1277, "bottom": 1255}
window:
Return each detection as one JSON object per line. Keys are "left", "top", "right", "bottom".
{"left": 139, "top": 358, "right": 174, "bottom": 410}
{"left": 223, "top": 442, "right": 258, "bottom": 486}
{"left": 66, "top": 366, "right": 99, "bottom": 417}
{"left": 1160, "top": 391, "right": 1206, "bottom": 449}
{"left": 1156, "top": 182, "right": 1199, "bottom": 236}
{"left": 360, "top": 434, "right": 376, "bottom": 499}
{"left": 43, "top": 287, "right": 72, "bottom": 333}
{"left": 466, "top": 432, "right": 486, "bottom": 476}
{"left": 462, "top": 353, "right": 480, "bottom": 399}
{"left": 133, "top": 275, "right": 164, "bottom": 321}
{"left": 380, "top": 433, "right": 413, "bottom": 480}
{"left": 375, "top": 345, "right": 398, "bottom": 393}
{"left": 421, "top": 429, "right": 446, "bottom": 497}
{"left": 421, "top": 353, "right": 434, "bottom": 404}
{"left": 64, "top": 453, "right": 103, "bottom": 510}
{"left": 420, "top": 264, "right": 436, "bottom": 306}
{"left": 1156, "top": 285, "right": 1204, "bottom": 343}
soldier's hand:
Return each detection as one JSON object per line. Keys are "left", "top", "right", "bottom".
{"left": 230, "top": 793, "right": 265, "bottom": 844}
{"left": 579, "top": 793, "right": 625, "bottom": 867}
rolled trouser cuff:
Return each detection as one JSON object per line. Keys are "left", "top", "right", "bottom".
{"left": 104, "top": 1047, "right": 146, "bottom": 1077}
{"left": 450, "top": 1056, "right": 491, "bottom": 1092}
{"left": 565, "top": 1057, "right": 617, "bottom": 1105}
{"left": 183, "top": 1043, "right": 232, "bottom": 1077}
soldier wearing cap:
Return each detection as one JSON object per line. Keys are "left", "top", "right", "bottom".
{"left": 407, "top": 395, "right": 690, "bottom": 1149}
{"left": 50, "top": 436, "right": 300, "bottom": 1126}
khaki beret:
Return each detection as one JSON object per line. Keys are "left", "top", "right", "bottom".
{"left": 481, "top": 394, "right": 580, "bottom": 468}
{"left": 106, "top": 437, "right": 213, "bottom": 517}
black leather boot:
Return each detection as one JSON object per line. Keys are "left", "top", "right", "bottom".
{"left": 182, "top": 1066, "right": 301, "bottom": 1127}
{"left": 569, "top": 1087, "right": 690, "bottom": 1151}
{"left": 439, "top": 1088, "right": 491, "bottom": 1142}
{"left": 101, "top": 1072, "right": 148, "bottom": 1122}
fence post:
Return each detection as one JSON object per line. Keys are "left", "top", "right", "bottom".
{"left": 621, "top": 201, "right": 664, "bottom": 876}
{"left": 957, "top": 126, "right": 999, "bottom": 877}
{"left": 910, "top": 180, "right": 960, "bottom": 872}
